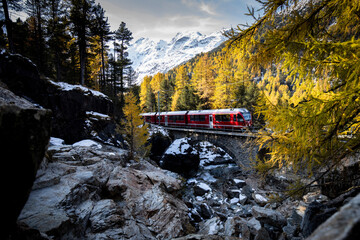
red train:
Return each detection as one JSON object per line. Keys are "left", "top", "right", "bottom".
{"left": 141, "top": 108, "right": 252, "bottom": 130}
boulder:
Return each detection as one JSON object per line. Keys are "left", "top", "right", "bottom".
{"left": 0, "top": 87, "right": 51, "bottom": 238}
{"left": 194, "top": 182, "right": 212, "bottom": 196}
{"left": 252, "top": 193, "right": 268, "bottom": 206}
{"left": 306, "top": 192, "right": 360, "bottom": 240}
{"left": 18, "top": 142, "right": 192, "bottom": 239}
{"left": 160, "top": 137, "right": 200, "bottom": 177}
{"left": 317, "top": 154, "right": 360, "bottom": 198}
{"left": 252, "top": 206, "right": 287, "bottom": 228}
{"left": 149, "top": 132, "right": 172, "bottom": 163}
{"left": 301, "top": 201, "right": 337, "bottom": 238}
{"left": 254, "top": 227, "right": 271, "bottom": 240}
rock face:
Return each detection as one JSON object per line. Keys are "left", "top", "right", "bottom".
{"left": 0, "top": 86, "right": 51, "bottom": 238}
{"left": 0, "top": 53, "right": 119, "bottom": 145}
{"left": 45, "top": 80, "right": 115, "bottom": 144}
{"left": 306, "top": 192, "right": 360, "bottom": 240}
{"left": 18, "top": 141, "right": 192, "bottom": 239}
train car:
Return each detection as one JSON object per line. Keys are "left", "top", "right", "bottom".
{"left": 140, "top": 112, "right": 157, "bottom": 124}
{"left": 160, "top": 111, "right": 188, "bottom": 127}
{"left": 212, "top": 108, "right": 252, "bottom": 130}
{"left": 187, "top": 110, "right": 213, "bottom": 129}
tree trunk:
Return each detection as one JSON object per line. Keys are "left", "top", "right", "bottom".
{"left": 2, "top": 0, "right": 15, "bottom": 53}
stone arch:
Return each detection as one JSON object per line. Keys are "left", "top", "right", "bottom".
{"left": 167, "top": 129, "right": 257, "bottom": 170}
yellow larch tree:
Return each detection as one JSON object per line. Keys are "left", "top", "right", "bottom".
{"left": 123, "top": 91, "right": 150, "bottom": 159}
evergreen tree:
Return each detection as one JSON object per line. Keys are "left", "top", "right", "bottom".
{"left": 123, "top": 91, "right": 150, "bottom": 159}
{"left": 124, "top": 66, "right": 137, "bottom": 90}
{"left": 69, "top": 0, "right": 95, "bottom": 85}
{"left": 114, "top": 21, "right": 133, "bottom": 107}
{"left": 159, "top": 76, "right": 171, "bottom": 111}
{"left": 91, "top": 3, "right": 111, "bottom": 89}
{"left": 1, "top": 0, "right": 22, "bottom": 52}
{"left": 46, "top": 0, "right": 71, "bottom": 81}
{"left": 25, "top": 0, "right": 48, "bottom": 73}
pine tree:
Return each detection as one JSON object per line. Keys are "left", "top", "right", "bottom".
{"left": 159, "top": 76, "right": 171, "bottom": 111}
{"left": 91, "top": 3, "right": 111, "bottom": 90}
{"left": 69, "top": 0, "right": 95, "bottom": 85}
{"left": 114, "top": 21, "right": 133, "bottom": 107}
{"left": 123, "top": 91, "right": 150, "bottom": 159}
{"left": 25, "top": 0, "right": 48, "bottom": 72}
{"left": 46, "top": 0, "right": 71, "bottom": 81}
{"left": 1, "top": 0, "right": 22, "bottom": 52}
{"left": 228, "top": 0, "right": 360, "bottom": 185}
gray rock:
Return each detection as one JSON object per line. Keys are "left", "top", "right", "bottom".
{"left": 252, "top": 193, "right": 268, "bottom": 206}
{"left": 241, "top": 185, "right": 253, "bottom": 200}
{"left": 198, "top": 217, "right": 222, "bottom": 235}
{"left": 306, "top": 193, "right": 360, "bottom": 240}
{"left": 89, "top": 199, "right": 123, "bottom": 232}
{"left": 18, "top": 143, "right": 192, "bottom": 239}
{"left": 252, "top": 206, "right": 287, "bottom": 228}
{"left": 194, "top": 182, "right": 212, "bottom": 196}
{"left": 301, "top": 201, "right": 337, "bottom": 237}
{"left": 0, "top": 86, "right": 51, "bottom": 238}
{"left": 160, "top": 138, "right": 200, "bottom": 177}
{"left": 254, "top": 227, "right": 271, "bottom": 240}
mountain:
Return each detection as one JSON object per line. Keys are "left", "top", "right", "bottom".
{"left": 128, "top": 30, "right": 227, "bottom": 84}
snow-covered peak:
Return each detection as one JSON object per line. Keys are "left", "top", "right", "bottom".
{"left": 128, "top": 30, "right": 227, "bottom": 84}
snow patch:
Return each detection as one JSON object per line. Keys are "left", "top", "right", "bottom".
{"left": 165, "top": 137, "right": 197, "bottom": 155}
{"left": 73, "top": 139, "right": 102, "bottom": 149}
{"left": 49, "top": 80, "right": 110, "bottom": 100}
{"left": 86, "top": 111, "right": 110, "bottom": 120}
{"left": 49, "top": 137, "right": 65, "bottom": 146}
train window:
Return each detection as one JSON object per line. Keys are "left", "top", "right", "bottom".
{"left": 190, "top": 115, "right": 206, "bottom": 121}
{"left": 215, "top": 114, "right": 231, "bottom": 122}
{"left": 237, "top": 114, "right": 244, "bottom": 122}
{"left": 242, "top": 113, "right": 251, "bottom": 121}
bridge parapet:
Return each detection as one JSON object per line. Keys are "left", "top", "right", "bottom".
{"left": 165, "top": 127, "right": 258, "bottom": 169}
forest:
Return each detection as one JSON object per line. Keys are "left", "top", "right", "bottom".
{"left": 1, "top": 0, "right": 136, "bottom": 112}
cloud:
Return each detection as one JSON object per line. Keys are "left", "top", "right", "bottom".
{"left": 199, "top": 2, "right": 217, "bottom": 15}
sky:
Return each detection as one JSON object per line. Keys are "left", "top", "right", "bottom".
{"left": 95, "top": 0, "right": 262, "bottom": 42}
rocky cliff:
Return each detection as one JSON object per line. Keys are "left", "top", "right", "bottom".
{"left": 0, "top": 86, "right": 51, "bottom": 239}
{"left": 0, "top": 53, "right": 121, "bottom": 145}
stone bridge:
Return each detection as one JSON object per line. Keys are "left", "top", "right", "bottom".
{"left": 165, "top": 127, "right": 258, "bottom": 169}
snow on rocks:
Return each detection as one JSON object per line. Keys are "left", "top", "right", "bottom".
{"left": 86, "top": 111, "right": 110, "bottom": 120}
{"left": 49, "top": 80, "right": 110, "bottom": 100}
{"left": 49, "top": 137, "right": 65, "bottom": 146}
{"left": 73, "top": 139, "right": 102, "bottom": 149}
{"left": 253, "top": 193, "right": 269, "bottom": 206}
{"left": 165, "top": 137, "right": 198, "bottom": 155}
{"left": 194, "top": 182, "right": 212, "bottom": 196}
{"left": 160, "top": 137, "right": 200, "bottom": 176}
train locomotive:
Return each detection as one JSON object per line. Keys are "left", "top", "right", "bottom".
{"left": 141, "top": 108, "right": 252, "bottom": 131}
